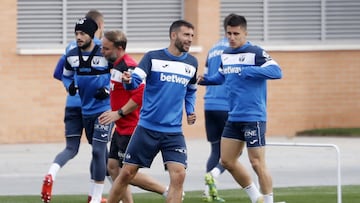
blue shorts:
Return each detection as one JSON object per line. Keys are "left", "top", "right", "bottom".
{"left": 64, "top": 107, "right": 83, "bottom": 137}
{"left": 124, "top": 125, "right": 187, "bottom": 169}
{"left": 222, "top": 121, "right": 266, "bottom": 148}
{"left": 204, "top": 110, "right": 228, "bottom": 142}
{"left": 82, "top": 113, "right": 113, "bottom": 144}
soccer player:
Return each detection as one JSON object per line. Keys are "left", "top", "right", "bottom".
{"left": 62, "top": 17, "right": 112, "bottom": 203}
{"left": 202, "top": 36, "right": 229, "bottom": 203}
{"left": 98, "top": 30, "right": 168, "bottom": 203}
{"left": 107, "top": 20, "right": 198, "bottom": 203}
{"left": 41, "top": 10, "right": 107, "bottom": 203}
{"left": 198, "top": 14, "right": 282, "bottom": 203}
{"left": 201, "top": 13, "right": 238, "bottom": 203}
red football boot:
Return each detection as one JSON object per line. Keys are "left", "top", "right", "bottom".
{"left": 41, "top": 174, "right": 53, "bottom": 203}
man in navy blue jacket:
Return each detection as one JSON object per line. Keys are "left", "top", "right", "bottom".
{"left": 198, "top": 14, "right": 282, "bottom": 203}
{"left": 41, "top": 10, "right": 108, "bottom": 203}
{"left": 62, "top": 17, "right": 111, "bottom": 203}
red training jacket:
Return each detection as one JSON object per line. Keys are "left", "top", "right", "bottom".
{"left": 110, "top": 54, "right": 144, "bottom": 136}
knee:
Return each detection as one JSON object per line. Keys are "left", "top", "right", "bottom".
{"left": 107, "top": 159, "right": 119, "bottom": 178}
{"left": 66, "top": 146, "right": 79, "bottom": 158}
{"left": 175, "top": 169, "right": 186, "bottom": 180}
{"left": 249, "top": 158, "right": 263, "bottom": 174}
{"left": 220, "top": 157, "right": 235, "bottom": 171}
{"left": 92, "top": 149, "right": 100, "bottom": 159}
{"left": 176, "top": 170, "right": 186, "bottom": 181}
{"left": 107, "top": 161, "right": 117, "bottom": 172}
{"left": 170, "top": 168, "right": 186, "bottom": 185}
{"left": 92, "top": 143, "right": 106, "bottom": 159}
{"left": 120, "top": 167, "right": 137, "bottom": 182}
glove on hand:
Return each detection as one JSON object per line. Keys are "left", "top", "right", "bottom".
{"left": 68, "top": 81, "right": 77, "bottom": 96}
{"left": 94, "top": 87, "right": 110, "bottom": 100}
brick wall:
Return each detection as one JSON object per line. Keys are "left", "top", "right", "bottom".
{"left": 1, "top": 0, "right": 359, "bottom": 144}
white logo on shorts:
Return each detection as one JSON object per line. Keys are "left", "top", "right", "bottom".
{"left": 174, "top": 148, "right": 187, "bottom": 154}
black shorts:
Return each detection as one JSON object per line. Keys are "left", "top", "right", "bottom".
{"left": 108, "top": 130, "right": 132, "bottom": 167}
{"left": 64, "top": 107, "right": 83, "bottom": 137}
{"left": 204, "top": 110, "right": 228, "bottom": 142}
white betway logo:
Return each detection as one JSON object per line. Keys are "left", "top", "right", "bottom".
{"left": 223, "top": 66, "right": 242, "bottom": 75}
{"left": 208, "top": 49, "right": 224, "bottom": 59}
{"left": 160, "top": 73, "right": 190, "bottom": 86}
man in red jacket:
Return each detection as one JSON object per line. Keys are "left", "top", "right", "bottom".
{"left": 99, "top": 30, "right": 167, "bottom": 203}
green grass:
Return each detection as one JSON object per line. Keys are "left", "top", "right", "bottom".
{"left": 1, "top": 185, "right": 359, "bottom": 203}
{"left": 296, "top": 128, "right": 360, "bottom": 137}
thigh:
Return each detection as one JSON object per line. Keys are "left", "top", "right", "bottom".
{"left": 64, "top": 107, "right": 83, "bottom": 137}
{"left": 221, "top": 137, "right": 245, "bottom": 162}
{"left": 221, "top": 121, "right": 246, "bottom": 161}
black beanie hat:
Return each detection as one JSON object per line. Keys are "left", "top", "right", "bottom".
{"left": 74, "top": 17, "right": 98, "bottom": 39}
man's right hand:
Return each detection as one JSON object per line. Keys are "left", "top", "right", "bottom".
{"left": 98, "top": 110, "right": 119, "bottom": 125}
{"left": 196, "top": 75, "right": 204, "bottom": 84}
{"left": 122, "top": 71, "right": 132, "bottom": 84}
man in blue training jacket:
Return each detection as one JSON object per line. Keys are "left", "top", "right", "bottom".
{"left": 198, "top": 13, "right": 282, "bottom": 203}
{"left": 41, "top": 10, "right": 108, "bottom": 203}
{"left": 62, "top": 16, "right": 112, "bottom": 203}
{"left": 107, "top": 19, "right": 198, "bottom": 203}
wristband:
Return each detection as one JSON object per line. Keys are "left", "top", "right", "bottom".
{"left": 117, "top": 109, "right": 125, "bottom": 117}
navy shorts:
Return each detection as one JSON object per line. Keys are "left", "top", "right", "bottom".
{"left": 82, "top": 112, "right": 113, "bottom": 144}
{"left": 124, "top": 125, "right": 187, "bottom": 169}
{"left": 222, "top": 121, "right": 266, "bottom": 147}
{"left": 64, "top": 107, "right": 83, "bottom": 137}
{"left": 204, "top": 110, "right": 228, "bottom": 142}
{"left": 108, "top": 131, "right": 131, "bottom": 167}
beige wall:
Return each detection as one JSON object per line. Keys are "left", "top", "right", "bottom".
{"left": 0, "top": 0, "right": 359, "bottom": 144}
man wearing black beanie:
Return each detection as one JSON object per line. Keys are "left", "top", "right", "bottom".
{"left": 62, "top": 16, "right": 112, "bottom": 203}
{"left": 41, "top": 9, "right": 109, "bottom": 203}
{"left": 75, "top": 17, "right": 98, "bottom": 39}
{"left": 74, "top": 17, "right": 98, "bottom": 50}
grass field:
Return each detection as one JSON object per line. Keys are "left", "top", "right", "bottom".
{"left": 1, "top": 185, "right": 359, "bottom": 203}
{"left": 296, "top": 128, "right": 360, "bottom": 137}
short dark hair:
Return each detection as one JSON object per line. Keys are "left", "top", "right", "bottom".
{"left": 223, "top": 13, "right": 237, "bottom": 31}
{"left": 225, "top": 14, "right": 247, "bottom": 30}
{"left": 104, "top": 30, "right": 127, "bottom": 50}
{"left": 169, "top": 20, "right": 194, "bottom": 37}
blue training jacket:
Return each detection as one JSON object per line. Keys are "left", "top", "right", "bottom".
{"left": 62, "top": 43, "right": 111, "bottom": 116}
{"left": 124, "top": 48, "right": 198, "bottom": 133}
{"left": 53, "top": 38, "right": 101, "bottom": 107}
{"left": 203, "top": 37, "right": 230, "bottom": 111}
{"left": 200, "top": 41, "right": 282, "bottom": 122}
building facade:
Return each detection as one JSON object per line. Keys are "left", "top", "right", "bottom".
{"left": 1, "top": 0, "right": 359, "bottom": 143}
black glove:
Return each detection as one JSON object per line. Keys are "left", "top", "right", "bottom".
{"left": 94, "top": 87, "right": 110, "bottom": 100}
{"left": 68, "top": 81, "right": 77, "bottom": 96}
